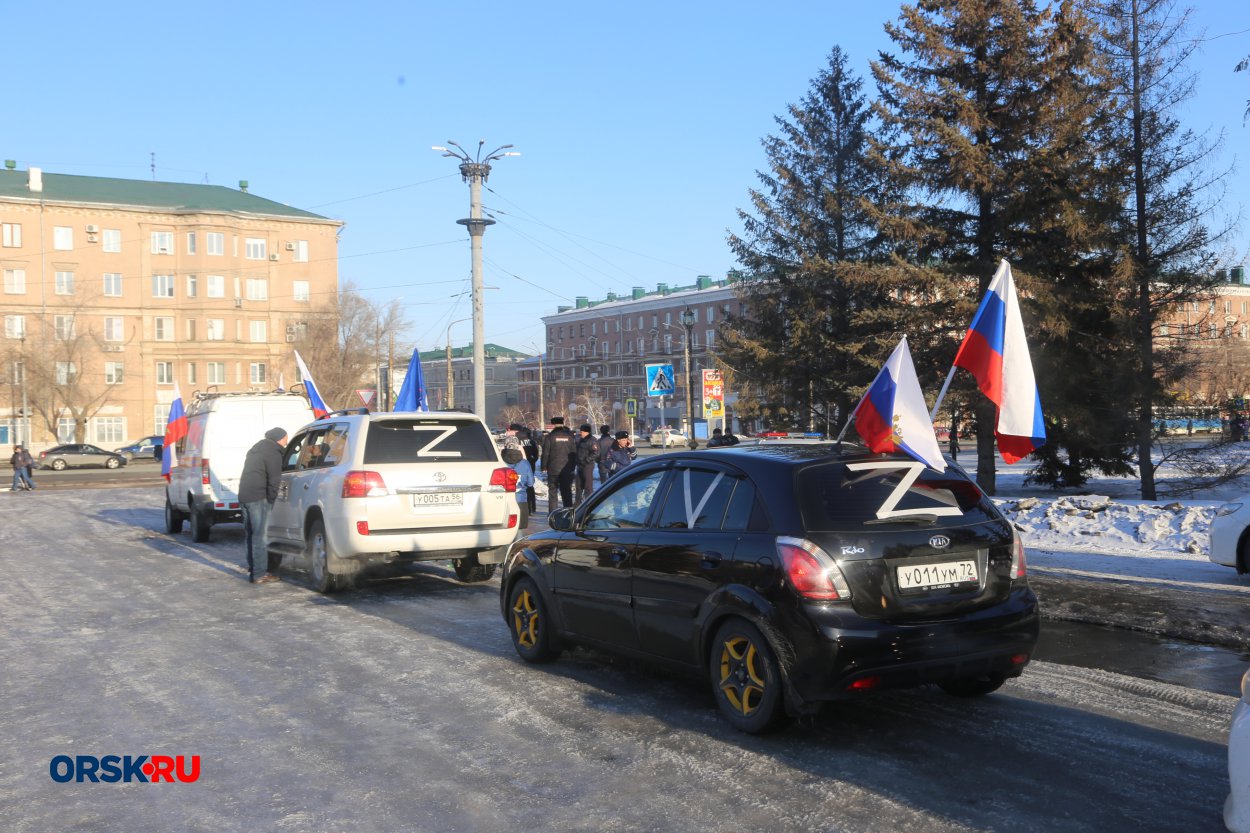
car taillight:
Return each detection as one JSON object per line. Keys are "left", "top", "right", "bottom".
{"left": 201, "top": 458, "right": 210, "bottom": 485}
{"left": 342, "top": 470, "right": 388, "bottom": 498}
{"left": 489, "top": 467, "right": 519, "bottom": 493}
{"left": 1010, "top": 534, "right": 1027, "bottom": 580}
{"left": 776, "top": 537, "right": 851, "bottom": 601}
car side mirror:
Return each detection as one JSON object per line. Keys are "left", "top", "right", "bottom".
{"left": 152, "top": 444, "right": 163, "bottom": 461}
{"left": 548, "top": 507, "right": 575, "bottom": 531}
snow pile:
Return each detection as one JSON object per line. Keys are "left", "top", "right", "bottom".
{"left": 996, "top": 495, "right": 1215, "bottom": 560}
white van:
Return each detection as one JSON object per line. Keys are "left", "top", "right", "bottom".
{"left": 163, "top": 392, "right": 315, "bottom": 542}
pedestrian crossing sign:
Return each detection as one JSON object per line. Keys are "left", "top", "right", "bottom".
{"left": 645, "top": 363, "right": 676, "bottom": 396}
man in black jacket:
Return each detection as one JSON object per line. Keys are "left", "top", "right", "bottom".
{"left": 539, "top": 417, "right": 576, "bottom": 514}
{"left": 574, "top": 424, "right": 598, "bottom": 506}
{"left": 239, "top": 427, "right": 288, "bottom": 584}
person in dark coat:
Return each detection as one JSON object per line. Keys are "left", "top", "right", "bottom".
{"left": 574, "top": 424, "right": 598, "bottom": 506}
{"left": 539, "top": 417, "right": 576, "bottom": 514}
{"left": 606, "top": 431, "right": 636, "bottom": 477}
{"left": 596, "top": 425, "right": 614, "bottom": 485}
{"left": 238, "top": 427, "right": 288, "bottom": 584}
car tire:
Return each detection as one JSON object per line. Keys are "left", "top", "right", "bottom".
{"left": 51, "top": 459, "right": 67, "bottom": 471}
{"left": 939, "top": 674, "right": 1008, "bottom": 697}
{"left": 105, "top": 457, "right": 121, "bottom": 469}
{"left": 507, "top": 576, "right": 561, "bottom": 663}
{"left": 164, "top": 496, "right": 186, "bottom": 534}
{"left": 1238, "top": 535, "right": 1250, "bottom": 575}
{"left": 452, "top": 553, "right": 496, "bottom": 583}
{"left": 709, "top": 618, "right": 786, "bottom": 734}
{"left": 189, "top": 502, "right": 212, "bottom": 543}
{"left": 307, "top": 518, "right": 341, "bottom": 594}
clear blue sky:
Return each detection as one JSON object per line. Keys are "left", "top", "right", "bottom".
{"left": 8, "top": 1, "right": 1248, "bottom": 356}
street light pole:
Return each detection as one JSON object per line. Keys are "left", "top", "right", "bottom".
{"left": 445, "top": 316, "right": 472, "bottom": 410}
{"left": 433, "top": 140, "right": 519, "bottom": 420}
{"left": 681, "top": 307, "right": 695, "bottom": 438}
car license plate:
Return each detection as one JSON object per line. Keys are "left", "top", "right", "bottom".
{"left": 896, "top": 559, "right": 978, "bottom": 590}
{"left": 412, "top": 493, "right": 464, "bottom": 507}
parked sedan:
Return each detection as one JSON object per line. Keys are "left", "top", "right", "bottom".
{"left": 39, "top": 444, "right": 127, "bottom": 471}
{"left": 1210, "top": 497, "right": 1250, "bottom": 572}
{"left": 648, "top": 428, "right": 688, "bottom": 448}
{"left": 500, "top": 443, "right": 1038, "bottom": 733}
{"left": 114, "top": 435, "right": 164, "bottom": 461}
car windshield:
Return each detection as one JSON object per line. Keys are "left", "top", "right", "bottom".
{"left": 362, "top": 418, "right": 497, "bottom": 464}
{"left": 796, "top": 460, "right": 1000, "bottom": 531}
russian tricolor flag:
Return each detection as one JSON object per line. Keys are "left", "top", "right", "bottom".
{"left": 855, "top": 337, "right": 945, "bottom": 471}
{"left": 294, "top": 350, "right": 330, "bottom": 418}
{"left": 161, "top": 383, "right": 188, "bottom": 482}
{"left": 953, "top": 259, "right": 1046, "bottom": 463}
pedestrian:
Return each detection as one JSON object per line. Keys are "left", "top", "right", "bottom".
{"left": 723, "top": 429, "right": 739, "bottom": 446}
{"left": 539, "top": 416, "right": 576, "bottom": 514}
{"left": 502, "top": 447, "right": 533, "bottom": 530}
{"left": 596, "top": 424, "right": 614, "bottom": 486}
{"left": 10, "top": 444, "right": 34, "bottom": 491}
{"left": 238, "top": 427, "right": 287, "bottom": 584}
{"left": 606, "top": 431, "right": 637, "bottom": 477}
{"left": 948, "top": 429, "right": 960, "bottom": 459}
{"left": 707, "top": 428, "right": 727, "bottom": 448}
{"left": 18, "top": 444, "right": 36, "bottom": 487}
{"left": 574, "top": 423, "right": 598, "bottom": 505}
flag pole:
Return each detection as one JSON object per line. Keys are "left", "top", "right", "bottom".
{"left": 836, "top": 391, "right": 868, "bottom": 443}
{"left": 929, "top": 364, "right": 958, "bottom": 422}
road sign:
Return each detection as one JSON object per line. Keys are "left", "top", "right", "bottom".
{"left": 625, "top": 398, "right": 637, "bottom": 417}
{"left": 356, "top": 389, "right": 376, "bottom": 408}
{"left": 645, "top": 363, "right": 676, "bottom": 396}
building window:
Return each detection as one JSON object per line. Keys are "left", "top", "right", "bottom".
{"left": 104, "top": 317, "right": 124, "bottom": 342}
{"left": 57, "top": 418, "right": 75, "bottom": 443}
{"left": 249, "top": 362, "right": 267, "bottom": 385}
{"left": 293, "top": 280, "right": 310, "bottom": 302}
{"left": 152, "top": 274, "right": 175, "bottom": 298}
{"left": 154, "top": 317, "right": 174, "bottom": 341}
{"left": 186, "top": 274, "right": 197, "bottom": 298}
{"left": 105, "top": 362, "right": 124, "bottom": 385}
{"left": 55, "top": 362, "right": 77, "bottom": 385}
{"left": 206, "top": 319, "right": 224, "bottom": 341}
{"left": 154, "top": 404, "right": 169, "bottom": 436}
{"left": 707, "top": 306, "right": 715, "bottom": 323}
{"left": 206, "top": 275, "right": 224, "bottom": 298}
{"left": 103, "top": 229, "right": 122, "bottom": 253}
{"left": 156, "top": 361, "right": 174, "bottom": 384}
{"left": 249, "top": 320, "right": 267, "bottom": 342}
{"left": 207, "top": 362, "right": 225, "bottom": 384}
{"left": 245, "top": 238, "right": 267, "bottom": 260}
{"left": 53, "top": 226, "right": 73, "bottom": 250}
{"left": 705, "top": 329, "right": 715, "bottom": 348}
{"left": 186, "top": 232, "right": 197, "bottom": 255}
{"left": 3, "top": 315, "right": 24, "bottom": 338}
{"left": 93, "top": 417, "right": 125, "bottom": 445}
{"left": 293, "top": 240, "right": 308, "bottom": 262}
{"left": 187, "top": 363, "right": 197, "bottom": 385}
{"left": 151, "top": 231, "right": 173, "bottom": 254}
{"left": 592, "top": 322, "right": 597, "bottom": 336}
{"left": 55, "top": 271, "right": 74, "bottom": 295}
{"left": 206, "top": 232, "right": 224, "bottom": 256}
{"left": 54, "top": 312, "right": 75, "bottom": 340}
{"left": 186, "top": 319, "right": 197, "bottom": 341}
{"left": 3, "top": 269, "right": 26, "bottom": 294}
{"left": 246, "top": 278, "right": 268, "bottom": 300}
{"left": 103, "top": 272, "right": 123, "bottom": 297}
{"left": 1, "top": 223, "right": 20, "bottom": 247}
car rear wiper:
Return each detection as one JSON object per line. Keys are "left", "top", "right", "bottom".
{"left": 863, "top": 513, "right": 939, "bottom": 526}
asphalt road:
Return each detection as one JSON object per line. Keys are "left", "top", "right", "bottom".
{"left": 0, "top": 487, "right": 1235, "bottom": 833}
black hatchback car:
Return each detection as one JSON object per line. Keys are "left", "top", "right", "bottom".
{"left": 500, "top": 443, "right": 1038, "bottom": 733}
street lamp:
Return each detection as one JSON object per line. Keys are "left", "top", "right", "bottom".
{"left": 432, "top": 140, "right": 520, "bottom": 419}
{"left": 445, "top": 316, "right": 472, "bottom": 409}
{"left": 681, "top": 307, "right": 695, "bottom": 439}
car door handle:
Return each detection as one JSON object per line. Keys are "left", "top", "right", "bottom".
{"left": 700, "top": 551, "right": 724, "bottom": 569}
{"left": 610, "top": 547, "right": 630, "bottom": 563}
{"left": 302, "top": 483, "right": 310, "bottom": 490}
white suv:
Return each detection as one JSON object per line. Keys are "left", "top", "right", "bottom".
{"left": 266, "top": 410, "right": 521, "bottom": 592}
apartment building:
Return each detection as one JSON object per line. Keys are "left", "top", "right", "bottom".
{"left": 0, "top": 166, "right": 341, "bottom": 448}
{"left": 533, "top": 274, "right": 745, "bottom": 432}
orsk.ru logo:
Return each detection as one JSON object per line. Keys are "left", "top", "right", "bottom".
{"left": 49, "top": 755, "right": 201, "bottom": 783}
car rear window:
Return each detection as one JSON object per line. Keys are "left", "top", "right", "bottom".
{"left": 363, "top": 418, "right": 498, "bottom": 464}
{"left": 796, "top": 460, "right": 1000, "bottom": 531}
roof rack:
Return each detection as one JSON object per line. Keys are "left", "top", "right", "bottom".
{"left": 324, "top": 408, "right": 370, "bottom": 419}
{"left": 190, "top": 388, "right": 310, "bottom": 403}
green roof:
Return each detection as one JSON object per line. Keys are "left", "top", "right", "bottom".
{"left": 0, "top": 169, "right": 333, "bottom": 221}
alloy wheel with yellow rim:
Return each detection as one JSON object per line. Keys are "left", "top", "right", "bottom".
{"left": 507, "top": 576, "right": 561, "bottom": 663}
{"left": 709, "top": 619, "right": 784, "bottom": 733}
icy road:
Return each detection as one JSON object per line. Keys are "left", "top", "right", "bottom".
{"left": 0, "top": 488, "right": 1235, "bottom": 833}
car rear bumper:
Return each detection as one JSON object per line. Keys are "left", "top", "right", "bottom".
{"left": 781, "top": 585, "right": 1040, "bottom": 705}
{"left": 332, "top": 525, "right": 518, "bottom": 563}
